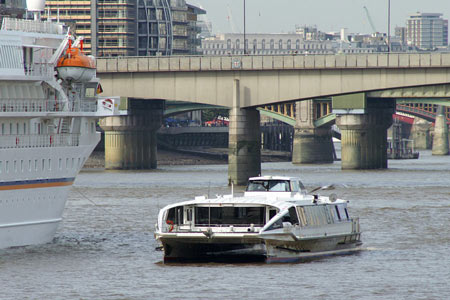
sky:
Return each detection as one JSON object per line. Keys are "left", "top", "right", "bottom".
{"left": 191, "top": 0, "right": 449, "bottom": 35}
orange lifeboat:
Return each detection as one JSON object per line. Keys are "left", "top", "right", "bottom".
{"left": 57, "top": 40, "right": 96, "bottom": 83}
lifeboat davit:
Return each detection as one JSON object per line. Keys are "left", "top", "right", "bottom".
{"left": 57, "top": 41, "right": 96, "bottom": 83}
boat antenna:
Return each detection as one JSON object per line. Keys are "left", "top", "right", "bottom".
{"left": 207, "top": 181, "right": 211, "bottom": 199}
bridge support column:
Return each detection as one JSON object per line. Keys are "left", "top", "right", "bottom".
{"left": 228, "top": 79, "right": 261, "bottom": 186}
{"left": 409, "top": 117, "right": 432, "bottom": 150}
{"left": 100, "top": 100, "right": 163, "bottom": 169}
{"left": 432, "top": 106, "right": 449, "bottom": 155}
{"left": 335, "top": 98, "right": 394, "bottom": 170}
{"left": 292, "top": 101, "right": 334, "bottom": 164}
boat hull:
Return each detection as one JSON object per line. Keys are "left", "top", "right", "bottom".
{"left": 0, "top": 186, "right": 70, "bottom": 249}
{"left": 159, "top": 233, "right": 362, "bottom": 263}
{"left": 264, "top": 233, "right": 362, "bottom": 263}
{"left": 0, "top": 142, "right": 98, "bottom": 249}
{"left": 160, "top": 236, "right": 265, "bottom": 263}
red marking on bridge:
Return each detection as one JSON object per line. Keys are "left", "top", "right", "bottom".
{"left": 393, "top": 114, "right": 414, "bottom": 125}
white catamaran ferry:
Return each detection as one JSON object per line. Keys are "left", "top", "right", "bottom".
{"left": 155, "top": 176, "right": 362, "bottom": 263}
{"left": 0, "top": 1, "right": 118, "bottom": 249}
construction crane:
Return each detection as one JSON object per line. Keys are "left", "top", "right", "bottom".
{"left": 363, "top": 6, "right": 377, "bottom": 33}
{"left": 227, "top": 5, "right": 240, "bottom": 33}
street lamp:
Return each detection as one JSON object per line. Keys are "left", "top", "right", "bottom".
{"left": 387, "top": 0, "right": 391, "bottom": 52}
{"left": 243, "top": 0, "right": 247, "bottom": 54}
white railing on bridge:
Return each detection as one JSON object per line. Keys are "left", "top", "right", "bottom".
{"left": 1, "top": 134, "right": 80, "bottom": 149}
{"left": 97, "top": 52, "right": 450, "bottom": 73}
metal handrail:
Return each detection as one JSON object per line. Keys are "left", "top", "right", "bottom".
{"left": 0, "top": 134, "right": 80, "bottom": 149}
{"left": 0, "top": 99, "right": 98, "bottom": 113}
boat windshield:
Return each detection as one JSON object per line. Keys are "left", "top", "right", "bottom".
{"left": 246, "top": 180, "right": 290, "bottom": 192}
{"left": 195, "top": 206, "right": 265, "bottom": 226}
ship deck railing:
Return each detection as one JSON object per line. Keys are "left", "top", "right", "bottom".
{"left": 24, "top": 63, "right": 56, "bottom": 78}
{"left": 0, "top": 99, "right": 97, "bottom": 113}
{"left": 1, "top": 18, "right": 64, "bottom": 35}
{"left": 0, "top": 134, "right": 80, "bottom": 148}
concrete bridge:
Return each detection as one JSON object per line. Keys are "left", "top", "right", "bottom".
{"left": 97, "top": 53, "right": 450, "bottom": 185}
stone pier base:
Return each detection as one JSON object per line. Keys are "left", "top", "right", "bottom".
{"left": 432, "top": 106, "right": 449, "bottom": 156}
{"left": 228, "top": 79, "right": 261, "bottom": 186}
{"left": 336, "top": 110, "right": 392, "bottom": 170}
{"left": 100, "top": 100, "right": 163, "bottom": 169}
{"left": 292, "top": 127, "right": 334, "bottom": 164}
{"left": 409, "top": 117, "right": 432, "bottom": 150}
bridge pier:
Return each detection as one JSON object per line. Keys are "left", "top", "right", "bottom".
{"left": 432, "top": 106, "right": 449, "bottom": 155}
{"left": 228, "top": 79, "right": 261, "bottom": 186}
{"left": 409, "top": 117, "right": 432, "bottom": 150}
{"left": 100, "top": 100, "right": 163, "bottom": 169}
{"left": 334, "top": 95, "right": 394, "bottom": 170}
{"left": 292, "top": 100, "right": 334, "bottom": 164}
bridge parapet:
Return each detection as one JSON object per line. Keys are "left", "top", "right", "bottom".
{"left": 97, "top": 53, "right": 450, "bottom": 73}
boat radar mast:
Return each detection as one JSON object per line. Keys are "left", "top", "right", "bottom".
{"left": 26, "top": 0, "right": 46, "bottom": 20}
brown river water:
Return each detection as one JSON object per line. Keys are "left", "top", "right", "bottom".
{"left": 1, "top": 150, "right": 449, "bottom": 299}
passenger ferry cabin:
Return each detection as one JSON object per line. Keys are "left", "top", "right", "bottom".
{"left": 155, "top": 176, "right": 362, "bottom": 263}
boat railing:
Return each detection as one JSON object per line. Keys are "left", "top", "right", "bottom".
{"left": 0, "top": 134, "right": 80, "bottom": 149}
{"left": 0, "top": 99, "right": 98, "bottom": 113}
{"left": 0, "top": 99, "right": 66, "bottom": 112}
{"left": 1, "top": 18, "right": 64, "bottom": 35}
{"left": 24, "top": 63, "right": 56, "bottom": 78}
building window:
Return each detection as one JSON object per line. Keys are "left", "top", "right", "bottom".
{"left": 262, "top": 39, "right": 266, "bottom": 50}
{"left": 236, "top": 39, "right": 240, "bottom": 49}
{"left": 270, "top": 39, "right": 274, "bottom": 49}
{"left": 279, "top": 39, "right": 283, "bottom": 49}
{"left": 287, "top": 40, "right": 291, "bottom": 50}
{"left": 296, "top": 39, "right": 300, "bottom": 50}
{"left": 227, "top": 39, "right": 231, "bottom": 49}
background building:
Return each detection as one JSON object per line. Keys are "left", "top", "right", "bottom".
{"left": 43, "top": 0, "right": 204, "bottom": 57}
{"left": 0, "top": 0, "right": 25, "bottom": 22}
{"left": 407, "top": 13, "right": 448, "bottom": 50}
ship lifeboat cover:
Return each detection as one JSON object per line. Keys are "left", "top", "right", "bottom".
{"left": 57, "top": 47, "right": 96, "bottom": 82}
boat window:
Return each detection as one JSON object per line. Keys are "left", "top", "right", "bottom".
{"left": 195, "top": 207, "right": 265, "bottom": 226}
{"left": 288, "top": 207, "right": 300, "bottom": 225}
{"left": 336, "top": 205, "right": 348, "bottom": 221}
{"left": 303, "top": 205, "right": 330, "bottom": 226}
{"left": 85, "top": 87, "right": 95, "bottom": 98}
{"left": 296, "top": 206, "right": 308, "bottom": 226}
{"left": 269, "top": 180, "right": 290, "bottom": 192}
{"left": 246, "top": 180, "right": 291, "bottom": 192}
{"left": 265, "top": 218, "right": 283, "bottom": 231}
{"left": 269, "top": 209, "right": 277, "bottom": 220}
{"left": 291, "top": 181, "right": 299, "bottom": 192}
{"left": 167, "top": 206, "right": 184, "bottom": 225}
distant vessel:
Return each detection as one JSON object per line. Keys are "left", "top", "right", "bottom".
{"left": 0, "top": 0, "right": 119, "bottom": 249}
{"left": 155, "top": 176, "right": 362, "bottom": 263}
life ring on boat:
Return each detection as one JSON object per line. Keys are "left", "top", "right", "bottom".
{"left": 166, "top": 220, "right": 174, "bottom": 232}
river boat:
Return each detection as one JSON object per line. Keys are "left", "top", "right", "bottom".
{"left": 0, "top": 1, "right": 118, "bottom": 249}
{"left": 155, "top": 176, "right": 362, "bottom": 263}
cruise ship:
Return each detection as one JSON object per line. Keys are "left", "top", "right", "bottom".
{"left": 0, "top": 0, "right": 118, "bottom": 248}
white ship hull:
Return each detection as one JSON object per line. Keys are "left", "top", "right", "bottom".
{"left": 0, "top": 142, "right": 98, "bottom": 249}
{"left": 0, "top": 186, "right": 70, "bottom": 248}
